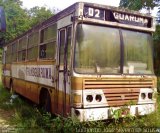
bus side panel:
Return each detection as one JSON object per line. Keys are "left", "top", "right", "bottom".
{"left": 11, "top": 63, "right": 26, "bottom": 96}
{"left": 57, "top": 90, "right": 63, "bottom": 115}
{"left": 50, "top": 88, "right": 71, "bottom": 115}
{"left": 26, "top": 82, "right": 39, "bottom": 104}
{"left": 50, "top": 89, "right": 56, "bottom": 114}
{"left": 56, "top": 90, "right": 71, "bottom": 116}
{"left": 13, "top": 77, "right": 39, "bottom": 104}
{"left": 2, "top": 64, "right": 11, "bottom": 88}
{"left": 14, "top": 79, "right": 26, "bottom": 96}
{"left": 66, "top": 93, "right": 71, "bottom": 115}
{"left": 4, "top": 76, "right": 11, "bottom": 88}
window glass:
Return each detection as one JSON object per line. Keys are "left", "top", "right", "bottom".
{"left": 18, "top": 51, "right": 22, "bottom": 61}
{"left": 67, "top": 27, "right": 72, "bottom": 64}
{"left": 6, "top": 45, "right": 12, "bottom": 54}
{"left": 46, "top": 41, "right": 56, "bottom": 58}
{"left": 27, "top": 32, "right": 39, "bottom": 60}
{"left": 74, "top": 24, "right": 120, "bottom": 74}
{"left": 28, "top": 32, "right": 39, "bottom": 48}
{"left": 41, "top": 24, "right": 57, "bottom": 43}
{"left": 12, "top": 42, "right": 17, "bottom": 62}
{"left": 39, "top": 42, "right": 56, "bottom": 59}
{"left": 6, "top": 45, "right": 12, "bottom": 63}
{"left": 39, "top": 44, "right": 46, "bottom": 58}
{"left": 18, "top": 50, "right": 26, "bottom": 61}
{"left": 28, "top": 46, "right": 38, "bottom": 60}
{"left": 18, "top": 37, "right": 27, "bottom": 61}
{"left": 122, "top": 30, "right": 154, "bottom": 74}
{"left": 19, "top": 37, "right": 27, "bottom": 50}
{"left": 59, "top": 30, "right": 65, "bottom": 65}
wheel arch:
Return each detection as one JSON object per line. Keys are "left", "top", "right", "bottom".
{"left": 39, "top": 87, "right": 49, "bottom": 103}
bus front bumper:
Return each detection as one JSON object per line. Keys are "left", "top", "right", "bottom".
{"left": 71, "top": 103, "right": 156, "bottom": 121}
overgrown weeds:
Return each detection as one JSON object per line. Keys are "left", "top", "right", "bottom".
{"left": 0, "top": 83, "right": 160, "bottom": 132}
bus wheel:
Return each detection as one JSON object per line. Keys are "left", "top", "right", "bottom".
{"left": 40, "top": 90, "right": 51, "bottom": 113}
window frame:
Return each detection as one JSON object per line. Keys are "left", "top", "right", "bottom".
{"left": 39, "top": 23, "right": 57, "bottom": 60}
{"left": 18, "top": 36, "right": 27, "bottom": 62}
{"left": 11, "top": 41, "right": 18, "bottom": 62}
{"left": 27, "top": 31, "right": 39, "bottom": 61}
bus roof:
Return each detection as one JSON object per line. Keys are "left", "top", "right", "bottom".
{"left": 84, "top": 2, "right": 152, "bottom": 17}
{"left": 4, "top": 2, "right": 154, "bottom": 46}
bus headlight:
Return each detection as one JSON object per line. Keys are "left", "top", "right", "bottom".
{"left": 95, "top": 95, "right": 102, "bottom": 102}
{"left": 148, "top": 93, "right": 153, "bottom": 99}
{"left": 138, "top": 88, "right": 154, "bottom": 103}
{"left": 86, "top": 95, "right": 93, "bottom": 102}
{"left": 141, "top": 93, "right": 146, "bottom": 100}
{"left": 75, "top": 109, "right": 80, "bottom": 116}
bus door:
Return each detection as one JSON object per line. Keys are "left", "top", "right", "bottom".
{"left": 57, "top": 26, "right": 72, "bottom": 116}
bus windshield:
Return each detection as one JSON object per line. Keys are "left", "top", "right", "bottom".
{"left": 74, "top": 24, "right": 120, "bottom": 74}
{"left": 122, "top": 29, "right": 154, "bottom": 74}
{"left": 74, "top": 24, "right": 154, "bottom": 75}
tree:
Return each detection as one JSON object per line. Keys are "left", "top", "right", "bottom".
{"left": 157, "top": 7, "right": 160, "bottom": 23}
{"left": 0, "top": 0, "right": 54, "bottom": 43}
{"left": 119, "top": 0, "right": 160, "bottom": 75}
{"left": 119, "top": 0, "right": 159, "bottom": 11}
{"left": 0, "top": 0, "right": 31, "bottom": 41}
{"left": 27, "top": 6, "right": 53, "bottom": 27}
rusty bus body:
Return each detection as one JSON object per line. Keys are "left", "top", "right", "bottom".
{"left": 2, "top": 2, "right": 157, "bottom": 121}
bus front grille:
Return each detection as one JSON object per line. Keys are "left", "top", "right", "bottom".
{"left": 83, "top": 78, "right": 154, "bottom": 106}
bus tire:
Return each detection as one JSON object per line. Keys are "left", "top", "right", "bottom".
{"left": 40, "top": 90, "right": 51, "bottom": 113}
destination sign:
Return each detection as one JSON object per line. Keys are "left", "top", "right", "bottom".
{"left": 113, "top": 12, "right": 149, "bottom": 27}
{"left": 84, "top": 6, "right": 105, "bottom": 20}
{"left": 83, "top": 6, "right": 152, "bottom": 28}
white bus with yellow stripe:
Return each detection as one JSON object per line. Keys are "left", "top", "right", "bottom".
{"left": 2, "top": 2, "right": 157, "bottom": 121}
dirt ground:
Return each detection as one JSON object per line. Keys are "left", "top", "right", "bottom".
{"left": 0, "top": 108, "right": 14, "bottom": 132}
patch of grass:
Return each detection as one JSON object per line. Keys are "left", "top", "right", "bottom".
{"left": 0, "top": 84, "right": 12, "bottom": 109}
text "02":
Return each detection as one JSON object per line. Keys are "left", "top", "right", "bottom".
{"left": 88, "top": 8, "right": 100, "bottom": 18}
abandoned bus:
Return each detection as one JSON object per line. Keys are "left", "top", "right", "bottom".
{"left": 2, "top": 2, "right": 157, "bottom": 121}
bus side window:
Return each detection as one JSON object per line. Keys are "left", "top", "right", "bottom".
{"left": 18, "top": 37, "right": 27, "bottom": 61}
{"left": 39, "top": 24, "right": 57, "bottom": 60}
{"left": 67, "top": 27, "right": 72, "bottom": 65}
{"left": 2, "top": 50, "right": 6, "bottom": 64}
{"left": 6, "top": 45, "right": 12, "bottom": 63}
{"left": 12, "top": 42, "right": 17, "bottom": 62}
{"left": 22, "top": 50, "right": 26, "bottom": 61}
{"left": 40, "top": 45, "right": 46, "bottom": 58}
{"left": 59, "top": 30, "right": 65, "bottom": 65}
{"left": 27, "top": 32, "right": 39, "bottom": 60}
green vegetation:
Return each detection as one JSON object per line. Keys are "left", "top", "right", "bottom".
{"left": 119, "top": 0, "right": 159, "bottom": 11}
{"left": 0, "top": 0, "right": 53, "bottom": 43}
{"left": 0, "top": 0, "right": 160, "bottom": 132}
{"left": 119, "top": 0, "right": 160, "bottom": 76}
{"left": 0, "top": 83, "right": 160, "bottom": 133}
